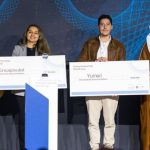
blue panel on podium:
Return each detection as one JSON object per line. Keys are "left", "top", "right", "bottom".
{"left": 25, "top": 84, "right": 48, "bottom": 150}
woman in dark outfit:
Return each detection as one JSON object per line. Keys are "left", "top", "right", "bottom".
{"left": 12, "top": 24, "right": 51, "bottom": 150}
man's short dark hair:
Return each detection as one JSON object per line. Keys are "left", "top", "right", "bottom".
{"left": 98, "top": 14, "right": 112, "bottom": 25}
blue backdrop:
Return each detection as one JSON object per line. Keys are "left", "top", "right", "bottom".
{"left": 0, "top": 0, "right": 149, "bottom": 60}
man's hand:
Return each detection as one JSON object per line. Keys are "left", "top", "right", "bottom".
{"left": 95, "top": 57, "right": 108, "bottom": 62}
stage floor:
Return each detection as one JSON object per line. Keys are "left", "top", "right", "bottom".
{"left": 0, "top": 115, "right": 140, "bottom": 150}
{"left": 58, "top": 124, "right": 140, "bottom": 150}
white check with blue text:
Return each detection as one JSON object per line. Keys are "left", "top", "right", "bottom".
{"left": 0, "top": 55, "right": 67, "bottom": 90}
{"left": 69, "top": 60, "right": 150, "bottom": 96}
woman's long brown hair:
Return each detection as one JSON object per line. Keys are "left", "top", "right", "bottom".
{"left": 19, "top": 24, "right": 51, "bottom": 55}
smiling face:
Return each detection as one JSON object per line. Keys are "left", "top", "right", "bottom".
{"left": 98, "top": 18, "right": 112, "bottom": 37}
{"left": 26, "top": 26, "right": 40, "bottom": 45}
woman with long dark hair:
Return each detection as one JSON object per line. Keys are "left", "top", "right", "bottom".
{"left": 13, "top": 24, "right": 51, "bottom": 56}
{"left": 12, "top": 24, "right": 51, "bottom": 150}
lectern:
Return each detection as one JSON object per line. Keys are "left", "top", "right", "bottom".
{"left": 0, "top": 55, "right": 67, "bottom": 150}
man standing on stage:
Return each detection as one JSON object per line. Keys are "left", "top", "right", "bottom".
{"left": 79, "top": 14, "right": 126, "bottom": 150}
{"left": 139, "top": 33, "right": 150, "bottom": 150}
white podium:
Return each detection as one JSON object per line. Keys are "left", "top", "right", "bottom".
{"left": 0, "top": 55, "right": 67, "bottom": 150}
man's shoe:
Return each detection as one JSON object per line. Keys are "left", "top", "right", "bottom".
{"left": 101, "top": 146, "right": 115, "bottom": 150}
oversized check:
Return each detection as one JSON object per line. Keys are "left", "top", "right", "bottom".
{"left": 0, "top": 55, "right": 67, "bottom": 90}
{"left": 69, "top": 60, "right": 150, "bottom": 96}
